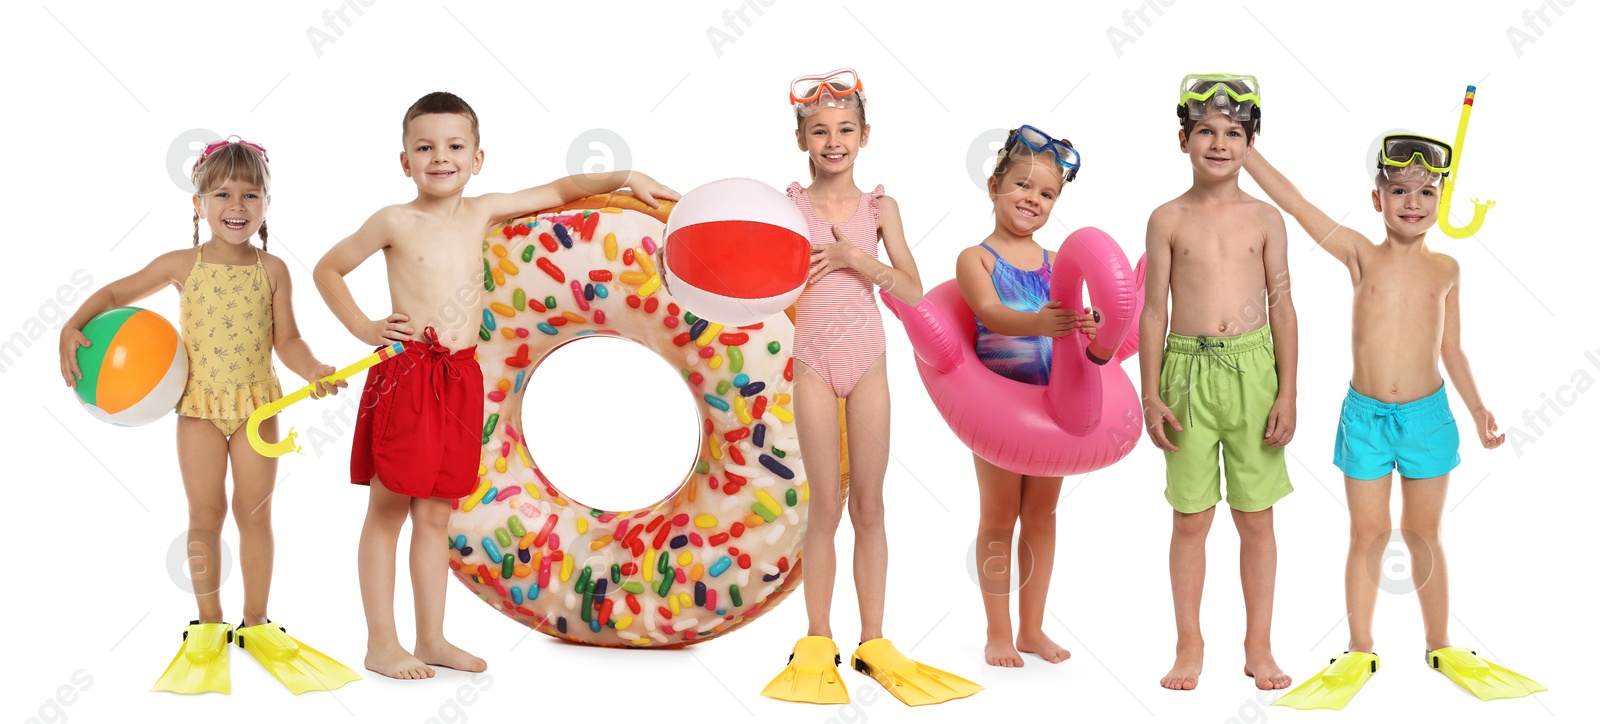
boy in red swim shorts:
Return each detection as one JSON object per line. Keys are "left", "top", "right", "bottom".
{"left": 314, "top": 92, "right": 677, "bottom": 680}
{"left": 349, "top": 325, "right": 481, "bottom": 499}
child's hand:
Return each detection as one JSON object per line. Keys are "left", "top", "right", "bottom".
{"left": 626, "top": 173, "right": 681, "bottom": 208}
{"left": 1263, "top": 395, "right": 1296, "bottom": 447}
{"left": 1031, "top": 302, "right": 1078, "bottom": 337}
{"left": 1474, "top": 407, "right": 1506, "bottom": 449}
{"left": 58, "top": 327, "right": 89, "bottom": 387}
{"left": 808, "top": 227, "right": 860, "bottom": 284}
{"left": 306, "top": 363, "right": 346, "bottom": 399}
{"left": 1143, "top": 396, "right": 1182, "bottom": 452}
{"left": 1076, "top": 307, "right": 1098, "bottom": 339}
{"left": 362, "top": 314, "right": 413, "bottom": 346}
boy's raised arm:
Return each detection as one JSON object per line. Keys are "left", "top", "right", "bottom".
{"left": 476, "top": 171, "right": 680, "bottom": 224}
{"left": 314, "top": 209, "right": 412, "bottom": 346}
{"left": 1244, "top": 151, "right": 1369, "bottom": 275}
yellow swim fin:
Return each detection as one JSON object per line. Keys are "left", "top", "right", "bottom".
{"left": 849, "top": 638, "right": 982, "bottom": 706}
{"left": 1428, "top": 647, "right": 1546, "bottom": 701}
{"left": 151, "top": 621, "right": 232, "bottom": 695}
{"left": 762, "top": 636, "right": 850, "bottom": 704}
{"left": 236, "top": 621, "right": 361, "bottom": 695}
{"left": 1273, "top": 651, "right": 1379, "bottom": 711}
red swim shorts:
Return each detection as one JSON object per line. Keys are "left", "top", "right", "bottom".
{"left": 351, "top": 327, "right": 482, "bottom": 499}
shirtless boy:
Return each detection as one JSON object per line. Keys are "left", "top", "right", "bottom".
{"left": 314, "top": 92, "right": 677, "bottom": 680}
{"left": 1141, "top": 74, "right": 1297, "bottom": 692}
{"left": 1249, "top": 133, "right": 1540, "bottom": 708}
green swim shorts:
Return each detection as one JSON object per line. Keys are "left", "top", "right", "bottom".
{"left": 1158, "top": 325, "right": 1292, "bottom": 513}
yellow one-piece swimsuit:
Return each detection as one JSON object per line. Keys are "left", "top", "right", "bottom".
{"left": 176, "top": 246, "right": 282, "bottom": 436}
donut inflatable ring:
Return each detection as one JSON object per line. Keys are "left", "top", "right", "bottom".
{"left": 881, "top": 227, "right": 1146, "bottom": 476}
{"left": 446, "top": 194, "right": 809, "bottom": 647}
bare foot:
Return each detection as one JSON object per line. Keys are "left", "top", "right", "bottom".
{"left": 1016, "top": 630, "right": 1071, "bottom": 664}
{"left": 1244, "top": 649, "right": 1292, "bottom": 690}
{"left": 985, "top": 634, "right": 1025, "bottom": 668}
{"left": 366, "top": 642, "right": 435, "bottom": 680}
{"left": 1161, "top": 644, "right": 1203, "bottom": 690}
{"left": 415, "top": 639, "right": 487, "bottom": 672}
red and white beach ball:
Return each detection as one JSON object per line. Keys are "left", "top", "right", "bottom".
{"left": 663, "top": 178, "right": 810, "bottom": 326}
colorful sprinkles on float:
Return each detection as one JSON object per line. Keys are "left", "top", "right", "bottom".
{"left": 445, "top": 194, "right": 809, "bottom": 647}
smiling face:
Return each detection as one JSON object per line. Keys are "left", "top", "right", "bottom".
{"left": 795, "top": 106, "right": 868, "bottom": 175}
{"left": 401, "top": 112, "right": 482, "bottom": 196}
{"left": 988, "top": 155, "right": 1063, "bottom": 237}
{"left": 1180, "top": 111, "right": 1252, "bottom": 180}
{"left": 192, "top": 177, "right": 268, "bottom": 246}
{"left": 1372, "top": 164, "right": 1441, "bottom": 235}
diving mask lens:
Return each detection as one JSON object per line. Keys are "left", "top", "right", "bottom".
{"left": 1380, "top": 134, "right": 1452, "bottom": 175}
{"left": 791, "top": 69, "right": 863, "bottom": 116}
{"left": 1009, "top": 125, "right": 1081, "bottom": 178}
{"left": 1179, "top": 74, "right": 1260, "bottom": 122}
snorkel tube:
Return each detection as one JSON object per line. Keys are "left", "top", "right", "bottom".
{"left": 1438, "top": 85, "right": 1495, "bottom": 239}
{"left": 246, "top": 342, "right": 406, "bottom": 457}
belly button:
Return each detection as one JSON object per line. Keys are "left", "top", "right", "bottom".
{"left": 1218, "top": 323, "right": 1227, "bottom": 333}
{"left": 1391, "top": 384, "right": 1398, "bottom": 393}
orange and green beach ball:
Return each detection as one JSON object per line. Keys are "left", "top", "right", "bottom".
{"left": 74, "top": 307, "right": 187, "bottom": 426}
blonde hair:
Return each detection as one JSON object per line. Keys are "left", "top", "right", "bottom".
{"left": 190, "top": 142, "right": 271, "bottom": 249}
{"left": 794, "top": 91, "right": 868, "bottom": 179}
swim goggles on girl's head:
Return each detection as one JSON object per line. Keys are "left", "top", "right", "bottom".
{"left": 790, "top": 68, "right": 863, "bottom": 116}
{"left": 1177, "top": 73, "right": 1261, "bottom": 129}
{"left": 1002, "top": 125, "right": 1082, "bottom": 182}
{"left": 1378, "top": 134, "right": 1452, "bottom": 177}
{"left": 202, "top": 135, "right": 269, "bottom": 161}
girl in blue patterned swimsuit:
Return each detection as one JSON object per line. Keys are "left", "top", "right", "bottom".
{"left": 973, "top": 243, "right": 1055, "bottom": 384}
{"left": 955, "top": 126, "right": 1097, "bottom": 668}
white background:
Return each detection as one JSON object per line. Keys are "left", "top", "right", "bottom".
{"left": 3, "top": 1, "right": 1594, "bottom": 722}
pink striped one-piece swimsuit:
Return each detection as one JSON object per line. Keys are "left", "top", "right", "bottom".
{"left": 787, "top": 182, "right": 887, "bottom": 398}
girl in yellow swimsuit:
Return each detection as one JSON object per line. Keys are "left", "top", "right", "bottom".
{"left": 59, "top": 138, "right": 344, "bottom": 653}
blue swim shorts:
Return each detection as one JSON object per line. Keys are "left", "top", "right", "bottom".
{"left": 1333, "top": 383, "right": 1461, "bottom": 481}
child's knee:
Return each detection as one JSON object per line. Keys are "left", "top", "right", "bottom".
{"left": 808, "top": 499, "right": 845, "bottom": 536}
{"left": 1172, "top": 510, "right": 1213, "bottom": 537}
{"left": 233, "top": 506, "right": 272, "bottom": 533}
{"left": 1233, "top": 508, "right": 1274, "bottom": 537}
{"left": 847, "top": 494, "right": 884, "bottom": 529}
{"left": 410, "top": 499, "right": 451, "bottom": 531}
{"left": 978, "top": 508, "right": 1020, "bottom": 534}
{"left": 231, "top": 495, "right": 270, "bottom": 523}
{"left": 188, "top": 502, "right": 227, "bottom": 530}
{"left": 366, "top": 483, "right": 410, "bottom": 518}
{"left": 1398, "top": 524, "right": 1441, "bottom": 550}
{"left": 1018, "top": 503, "right": 1056, "bottom": 530}
{"left": 1350, "top": 515, "right": 1393, "bottom": 544}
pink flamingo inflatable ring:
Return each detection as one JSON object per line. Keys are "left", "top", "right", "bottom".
{"left": 880, "top": 227, "right": 1146, "bottom": 476}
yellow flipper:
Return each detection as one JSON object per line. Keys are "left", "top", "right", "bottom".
{"left": 151, "top": 621, "right": 232, "bottom": 695}
{"left": 762, "top": 636, "right": 850, "bottom": 704}
{"left": 236, "top": 622, "right": 360, "bottom": 695}
{"left": 1274, "top": 651, "right": 1379, "bottom": 711}
{"left": 1429, "top": 647, "right": 1546, "bottom": 701}
{"left": 849, "top": 638, "right": 982, "bottom": 706}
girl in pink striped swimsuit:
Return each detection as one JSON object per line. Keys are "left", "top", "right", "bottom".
{"left": 765, "top": 69, "right": 961, "bottom": 706}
